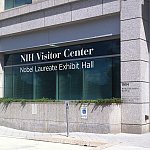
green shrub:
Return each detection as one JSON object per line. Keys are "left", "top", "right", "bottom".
{"left": 0, "top": 98, "right": 121, "bottom": 105}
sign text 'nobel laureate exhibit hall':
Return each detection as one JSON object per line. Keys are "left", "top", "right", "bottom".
{"left": 4, "top": 39, "right": 120, "bottom": 100}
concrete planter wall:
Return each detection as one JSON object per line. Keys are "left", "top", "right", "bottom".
{"left": 0, "top": 102, "right": 121, "bottom": 134}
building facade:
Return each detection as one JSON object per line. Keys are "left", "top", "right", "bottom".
{"left": 0, "top": 0, "right": 149, "bottom": 134}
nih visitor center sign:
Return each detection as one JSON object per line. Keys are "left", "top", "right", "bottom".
{"left": 4, "top": 39, "right": 120, "bottom": 100}
{"left": 20, "top": 48, "right": 95, "bottom": 73}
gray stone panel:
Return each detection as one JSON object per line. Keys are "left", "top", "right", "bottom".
{"left": 103, "top": 0, "right": 120, "bottom": 15}
{"left": 29, "top": 2, "right": 44, "bottom": 12}
{"left": 42, "top": 0, "right": 55, "bottom": 9}
{"left": 0, "top": 118, "right": 21, "bottom": 130}
{"left": 121, "top": 39, "right": 149, "bottom": 61}
{"left": 47, "top": 121, "right": 66, "bottom": 133}
{"left": 122, "top": 124, "right": 149, "bottom": 134}
{"left": 0, "top": 8, "right": 19, "bottom": 19}
{"left": 121, "top": 82, "right": 149, "bottom": 103}
{"left": 68, "top": 123, "right": 110, "bottom": 134}
{"left": 69, "top": 104, "right": 121, "bottom": 125}
{"left": 71, "top": 0, "right": 102, "bottom": 21}
{"left": 54, "top": 0, "right": 69, "bottom": 5}
{"left": 121, "top": 18, "right": 149, "bottom": 41}
{"left": 110, "top": 124, "right": 121, "bottom": 134}
{"left": 121, "top": 61, "right": 149, "bottom": 82}
{"left": 0, "top": 17, "right": 20, "bottom": 28}
{"left": 46, "top": 103, "right": 57, "bottom": 121}
{"left": 122, "top": 103, "right": 149, "bottom": 125}
{"left": 45, "top": 4, "right": 71, "bottom": 27}
{"left": 0, "top": 17, "right": 21, "bottom": 36}
{"left": 20, "top": 104, "right": 33, "bottom": 120}
{"left": 56, "top": 103, "right": 66, "bottom": 122}
{"left": 21, "top": 12, "right": 45, "bottom": 31}
{"left": 32, "top": 0, "right": 46, "bottom": 3}
{"left": 19, "top": 5, "right": 30, "bottom": 15}
{"left": 121, "top": 0, "right": 149, "bottom": 21}
{"left": 69, "top": 123, "right": 121, "bottom": 134}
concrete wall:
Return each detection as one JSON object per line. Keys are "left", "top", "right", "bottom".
{"left": 0, "top": 103, "right": 121, "bottom": 134}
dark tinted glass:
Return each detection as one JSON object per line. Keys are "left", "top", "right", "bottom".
{"left": 4, "top": 39, "right": 120, "bottom": 100}
{"left": 5, "top": 0, "right": 14, "bottom": 10}
{"left": 5, "top": 0, "right": 32, "bottom": 10}
{"left": 58, "top": 69, "right": 83, "bottom": 100}
{"left": 112, "top": 57, "right": 120, "bottom": 98}
{"left": 83, "top": 58, "right": 112, "bottom": 99}
{"left": 4, "top": 67, "right": 13, "bottom": 98}
{"left": 13, "top": 66, "right": 33, "bottom": 99}
{"left": 15, "top": 0, "right": 32, "bottom": 7}
{"left": 5, "top": 39, "right": 120, "bottom": 66}
{"left": 34, "top": 69, "right": 56, "bottom": 99}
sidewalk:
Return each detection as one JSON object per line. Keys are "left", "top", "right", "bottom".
{"left": 0, "top": 126, "right": 150, "bottom": 150}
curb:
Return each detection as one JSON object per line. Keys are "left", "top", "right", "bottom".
{"left": 28, "top": 135, "right": 106, "bottom": 147}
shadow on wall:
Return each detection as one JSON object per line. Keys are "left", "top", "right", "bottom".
{"left": 142, "top": 0, "right": 149, "bottom": 51}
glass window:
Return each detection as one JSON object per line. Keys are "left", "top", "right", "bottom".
{"left": 5, "top": 0, "right": 32, "bottom": 10}
{"left": 4, "top": 39, "right": 120, "bottom": 100}
{"left": 15, "top": 0, "right": 32, "bottom": 7}
{"left": 83, "top": 58, "right": 112, "bottom": 99}
{"left": 112, "top": 57, "right": 120, "bottom": 98}
{"left": 33, "top": 69, "right": 56, "bottom": 99}
{"left": 5, "top": 0, "right": 14, "bottom": 10}
{"left": 58, "top": 69, "right": 83, "bottom": 100}
{"left": 4, "top": 67, "right": 13, "bottom": 98}
{"left": 13, "top": 66, "right": 33, "bottom": 99}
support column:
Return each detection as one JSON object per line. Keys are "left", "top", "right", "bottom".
{"left": 0, "top": 54, "right": 4, "bottom": 98}
{"left": 121, "top": 0, "right": 150, "bottom": 133}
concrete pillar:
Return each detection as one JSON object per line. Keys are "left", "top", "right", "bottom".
{"left": 0, "top": 0, "right": 4, "bottom": 12}
{"left": 121, "top": 0, "right": 150, "bottom": 133}
{"left": 0, "top": 54, "right": 4, "bottom": 98}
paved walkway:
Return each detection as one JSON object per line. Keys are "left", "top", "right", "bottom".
{"left": 0, "top": 126, "right": 150, "bottom": 150}
{"left": 0, "top": 136, "right": 93, "bottom": 150}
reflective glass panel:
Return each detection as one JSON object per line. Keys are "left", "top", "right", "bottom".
{"left": 58, "top": 69, "right": 83, "bottom": 100}
{"left": 83, "top": 58, "right": 112, "bottom": 99}
{"left": 5, "top": 0, "right": 14, "bottom": 10}
{"left": 4, "top": 39, "right": 120, "bottom": 100}
{"left": 5, "top": 0, "right": 32, "bottom": 10}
